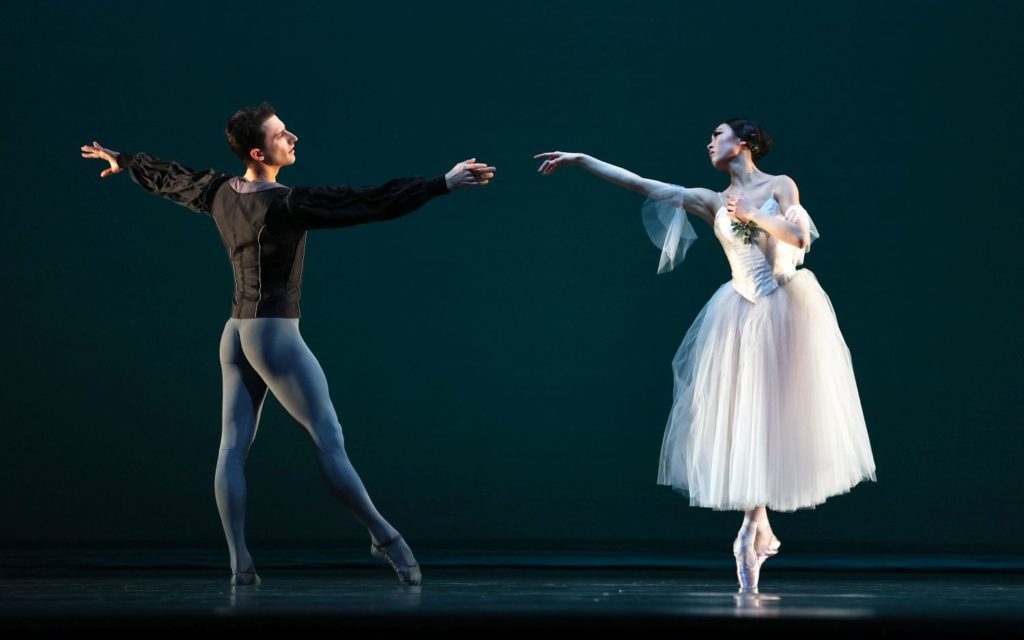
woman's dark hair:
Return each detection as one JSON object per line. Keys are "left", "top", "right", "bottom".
{"left": 724, "top": 118, "right": 773, "bottom": 162}
{"left": 226, "top": 102, "right": 277, "bottom": 162}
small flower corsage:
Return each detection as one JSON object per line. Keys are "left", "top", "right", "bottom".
{"left": 730, "top": 219, "right": 760, "bottom": 245}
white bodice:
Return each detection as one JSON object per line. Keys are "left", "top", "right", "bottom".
{"left": 713, "top": 197, "right": 809, "bottom": 303}
{"left": 640, "top": 184, "right": 818, "bottom": 298}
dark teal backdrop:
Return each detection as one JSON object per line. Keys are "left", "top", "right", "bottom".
{"left": 2, "top": 1, "right": 1021, "bottom": 554}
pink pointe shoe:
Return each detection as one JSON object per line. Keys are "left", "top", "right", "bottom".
{"left": 732, "top": 522, "right": 782, "bottom": 593}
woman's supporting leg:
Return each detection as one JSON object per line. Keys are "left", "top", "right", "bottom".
{"left": 734, "top": 505, "right": 783, "bottom": 592}
{"left": 215, "top": 319, "right": 269, "bottom": 582}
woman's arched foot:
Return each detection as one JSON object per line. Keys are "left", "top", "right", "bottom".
{"left": 733, "top": 522, "right": 761, "bottom": 593}
{"left": 230, "top": 567, "right": 261, "bottom": 586}
{"left": 370, "top": 535, "right": 422, "bottom": 586}
{"left": 757, "top": 533, "right": 782, "bottom": 559}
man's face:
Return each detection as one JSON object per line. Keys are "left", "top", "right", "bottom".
{"left": 256, "top": 115, "right": 298, "bottom": 166}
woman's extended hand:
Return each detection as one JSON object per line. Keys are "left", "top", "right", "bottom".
{"left": 533, "top": 151, "right": 583, "bottom": 175}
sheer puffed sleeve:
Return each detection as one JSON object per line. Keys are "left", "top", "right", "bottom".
{"left": 641, "top": 183, "right": 698, "bottom": 274}
{"left": 117, "top": 152, "right": 229, "bottom": 215}
{"left": 781, "top": 203, "right": 820, "bottom": 265}
{"left": 283, "top": 175, "right": 450, "bottom": 230}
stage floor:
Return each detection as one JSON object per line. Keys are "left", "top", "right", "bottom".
{"left": 2, "top": 564, "right": 1023, "bottom": 637}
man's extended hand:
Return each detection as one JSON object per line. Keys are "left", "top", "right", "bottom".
{"left": 445, "top": 158, "right": 496, "bottom": 191}
{"left": 81, "top": 141, "right": 124, "bottom": 178}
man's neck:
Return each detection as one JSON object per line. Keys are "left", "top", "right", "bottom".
{"left": 243, "top": 164, "right": 280, "bottom": 183}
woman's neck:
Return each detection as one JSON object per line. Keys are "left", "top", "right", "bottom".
{"left": 725, "top": 154, "right": 765, "bottom": 192}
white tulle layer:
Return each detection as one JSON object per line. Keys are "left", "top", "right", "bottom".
{"left": 656, "top": 269, "right": 876, "bottom": 512}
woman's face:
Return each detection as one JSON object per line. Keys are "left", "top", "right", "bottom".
{"left": 707, "top": 123, "right": 744, "bottom": 171}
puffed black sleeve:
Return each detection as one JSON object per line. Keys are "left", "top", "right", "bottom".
{"left": 117, "top": 152, "right": 231, "bottom": 215}
{"left": 282, "top": 175, "right": 450, "bottom": 230}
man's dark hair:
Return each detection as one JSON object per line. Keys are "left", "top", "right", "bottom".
{"left": 226, "top": 102, "right": 277, "bottom": 162}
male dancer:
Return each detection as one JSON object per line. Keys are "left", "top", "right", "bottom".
{"left": 81, "top": 102, "right": 495, "bottom": 586}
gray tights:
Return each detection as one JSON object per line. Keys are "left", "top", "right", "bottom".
{"left": 213, "top": 317, "right": 400, "bottom": 574}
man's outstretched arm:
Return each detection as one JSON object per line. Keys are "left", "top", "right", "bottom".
{"left": 81, "top": 141, "right": 229, "bottom": 215}
{"left": 283, "top": 158, "right": 495, "bottom": 230}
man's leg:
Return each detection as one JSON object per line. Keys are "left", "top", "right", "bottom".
{"left": 214, "top": 318, "right": 268, "bottom": 581}
{"left": 236, "top": 318, "right": 418, "bottom": 574}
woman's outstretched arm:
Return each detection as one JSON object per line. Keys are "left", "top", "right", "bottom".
{"left": 533, "top": 151, "right": 718, "bottom": 226}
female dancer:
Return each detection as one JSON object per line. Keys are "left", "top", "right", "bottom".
{"left": 81, "top": 102, "right": 495, "bottom": 587}
{"left": 535, "top": 119, "right": 875, "bottom": 592}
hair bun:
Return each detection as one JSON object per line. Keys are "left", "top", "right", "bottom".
{"left": 724, "top": 118, "right": 773, "bottom": 162}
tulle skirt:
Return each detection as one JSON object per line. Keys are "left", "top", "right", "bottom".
{"left": 657, "top": 269, "right": 876, "bottom": 511}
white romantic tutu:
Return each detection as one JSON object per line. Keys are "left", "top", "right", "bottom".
{"left": 656, "top": 269, "right": 877, "bottom": 511}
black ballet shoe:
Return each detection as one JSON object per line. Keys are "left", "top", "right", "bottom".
{"left": 230, "top": 567, "right": 261, "bottom": 586}
{"left": 370, "top": 535, "right": 422, "bottom": 586}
